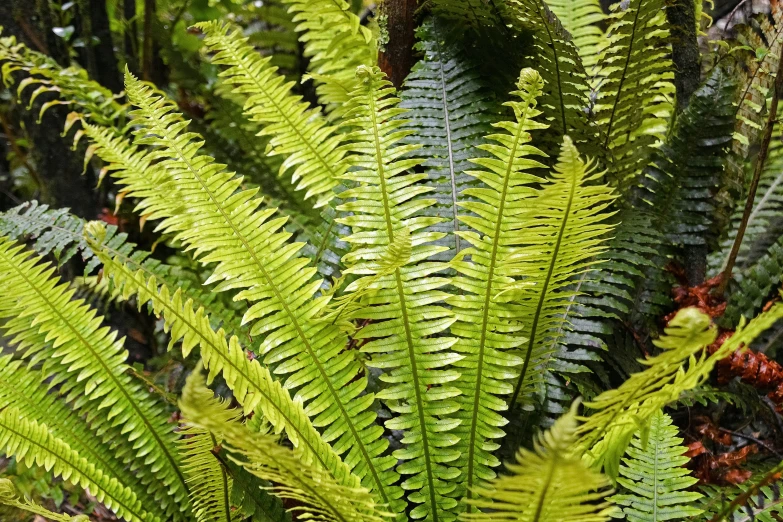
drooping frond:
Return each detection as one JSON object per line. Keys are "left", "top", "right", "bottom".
{"left": 612, "top": 409, "right": 703, "bottom": 522}
{"left": 399, "top": 17, "right": 500, "bottom": 261}
{"left": 0, "top": 32, "right": 125, "bottom": 127}
{"left": 505, "top": 0, "right": 597, "bottom": 157}
{"left": 594, "top": 0, "right": 673, "bottom": 190}
{"left": 280, "top": 0, "right": 375, "bottom": 113}
{"left": 462, "top": 404, "right": 613, "bottom": 522}
{"left": 117, "top": 70, "right": 402, "bottom": 511}
{"left": 578, "top": 304, "right": 783, "bottom": 478}
{"left": 501, "top": 136, "right": 616, "bottom": 407}
{"left": 0, "top": 355, "right": 160, "bottom": 515}
{"left": 338, "top": 65, "right": 461, "bottom": 521}
{"left": 0, "top": 236, "right": 189, "bottom": 518}
{"left": 546, "top": 0, "right": 605, "bottom": 69}
{"left": 196, "top": 21, "right": 350, "bottom": 207}
{"left": 179, "top": 371, "right": 388, "bottom": 522}
{"left": 0, "top": 478, "right": 89, "bottom": 522}
{"left": 0, "top": 407, "right": 154, "bottom": 522}
{"left": 447, "top": 68, "right": 548, "bottom": 504}
{"left": 83, "top": 222, "right": 362, "bottom": 492}
{"left": 427, "top": 0, "right": 508, "bottom": 31}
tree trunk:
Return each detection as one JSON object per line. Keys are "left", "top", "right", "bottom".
{"left": 378, "top": 0, "right": 418, "bottom": 88}
{"left": 124, "top": 0, "right": 139, "bottom": 75}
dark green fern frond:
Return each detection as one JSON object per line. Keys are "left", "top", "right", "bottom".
{"left": 179, "top": 370, "right": 387, "bottom": 522}
{"left": 280, "top": 0, "right": 375, "bottom": 114}
{"left": 338, "top": 65, "right": 460, "bottom": 521}
{"left": 594, "top": 0, "right": 673, "bottom": 190}
{"left": 0, "top": 236, "right": 190, "bottom": 519}
{"left": 697, "top": 472, "right": 783, "bottom": 522}
{"left": 506, "top": 0, "right": 597, "bottom": 157}
{"left": 463, "top": 404, "right": 613, "bottom": 522}
{"left": 427, "top": 0, "right": 508, "bottom": 31}
{"left": 546, "top": 0, "right": 605, "bottom": 69}
{"left": 399, "top": 17, "right": 500, "bottom": 261}
{"left": 0, "top": 406, "right": 154, "bottom": 522}
{"left": 447, "top": 68, "right": 548, "bottom": 505}
{"left": 612, "top": 409, "right": 703, "bottom": 522}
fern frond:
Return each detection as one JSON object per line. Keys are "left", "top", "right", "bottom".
{"left": 280, "top": 0, "right": 375, "bottom": 113}
{"left": 0, "top": 355, "right": 161, "bottom": 515}
{"left": 0, "top": 407, "right": 154, "bottom": 522}
{"left": 196, "top": 21, "right": 350, "bottom": 207}
{"left": 506, "top": 0, "right": 597, "bottom": 157}
{"left": 0, "top": 478, "right": 89, "bottom": 522}
{"left": 502, "top": 136, "right": 616, "bottom": 406}
{"left": 116, "top": 70, "right": 402, "bottom": 510}
{"left": 546, "top": 0, "right": 606, "bottom": 69}
{"left": 578, "top": 304, "right": 783, "bottom": 478}
{"left": 179, "top": 371, "right": 388, "bottom": 522}
{"left": 399, "top": 17, "right": 500, "bottom": 261}
{"left": 462, "top": 403, "right": 613, "bottom": 522}
{"left": 594, "top": 0, "right": 674, "bottom": 190}
{"left": 697, "top": 472, "right": 783, "bottom": 522}
{"left": 338, "top": 65, "right": 460, "bottom": 521}
{"left": 612, "top": 409, "right": 703, "bottom": 522}
{"left": 427, "top": 0, "right": 508, "bottom": 30}
{"left": 446, "top": 68, "right": 548, "bottom": 503}
{"left": 0, "top": 236, "right": 189, "bottom": 517}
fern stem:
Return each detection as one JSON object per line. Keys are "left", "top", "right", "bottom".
{"left": 718, "top": 47, "right": 783, "bottom": 296}
{"left": 209, "top": 433, "right": 233, "bottom": 522}
{"left": 531, "top": 451, "right": 557, "bottom": 522}
{"left": 706, "top": 460, "right": 783, "bottom": 522}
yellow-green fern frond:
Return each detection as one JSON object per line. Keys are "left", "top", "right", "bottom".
{"left": 448, "top": 68, "right": 548, "bottom": 505}
{"left": 0, "top": 236, "right": 189, "bottom": 518}
{"left": 462, "top": 404, "right": 613, "bottom": 522}
{"left": 179, "top": 371, "right": 388, "bottom": 522}
{"left": 503, "top": 136, "right": 616, "bottom": 407}
{"left": 196, "top": 21, "right": 350, "bottom": 207}
{"left": 0, "top": 408, "right": 154, "bottom": 522}
{"left": 578, "top": 304, "right": 783, "bottom": 478}
{"left": 612, "top": 410, "right": 703, "bottom": 522}
{"left": 338, "top": 64, "right": 460, "bottom": 522}
{"left": 0, "top": 478, "right": 89, "bottom": 522}
{"left": 118, "top": 71, "right": 402, "bottom": 510}
{"left": 594, "top": 0, "right": 674, "bottom": 190}
{"left": 280, "top": 0, "right": 375, "bottom": 113}
{"left": 546, "top": 0, "right": 605, "bottom": 69}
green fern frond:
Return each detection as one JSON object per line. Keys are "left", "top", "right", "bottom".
{"left": 697, "top": 472, "right": 783, "bottom": 522}
{"left": 179, "top": 371, "right": 388, "bottom": 522}
{"left": 506, "top": 0, "right": 597, "bottom": 157}
{"left": 578, "top": 303, "right": 783, "bottom": 478}
{"left": 280, "top": 0, "right": 375, "bottom": 113}
{"left": 546, "top": 0, "right": 605, "bottom": 69}
{"left": 0, "top": 236, "right": 189, "bottom": 517}
{"left": 196, "top": 21, "right": 350, "bottom": 207}
{"left": 0, "top": 407, "right": 154, "bottom": 522}
{"left": 612, "top": 409, "right": 703, "bottom": 522}
{"left": 399, "top": 17, "right": 500, "bottom": 261}
{"left": 338, "top": 64, "right": 461, "bottom": 521}
{"left": 462, "top": 403, "right": 613, "bottom": 522}
{"left": 0, "top": 478, "right": 89, "bottom": 522}
{"left": 116, "top": 70, "right": 403, "bottom": 511}
{"left": 427, "top": 0, "right": 508, "bottom": 30}
{"left": 83, "top": 222, "right": 363, "bottom": 494}
{"left": 447, "top": 67, "right": 548, "bottom": 503}
{"left": 502, "top": 135, "right": 616, "bottom": 406}
{"left": 594, "top": 0, "right": 674, "bottom": 190}
{"left": 0, "top": 355, "right": 160, "bottom": 515}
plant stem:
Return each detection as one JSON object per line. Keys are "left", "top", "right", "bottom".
{"left": 717, "top": 48, "right": 783, "bottom": 296}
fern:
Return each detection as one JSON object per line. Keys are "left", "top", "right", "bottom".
{"left": 179, "top": 370, "right": 386, "bottom": 522}
{"left": 612, "top": 409, "right": 703, "bottom": 522}
{"left": 546, "top": 0, "right": 605, "bottom": 69}
{"left": 399, "top": 17, "right": 499, "bottom": 261}
{"left": 594, "top": 0, "right": 674, "bottom": 190}
{"left": 338, "top": 65, "right": 460, "bottom": 521}
{"left": 0, "top": 236, "right": 190, "bottom": 518}
{"left": 462, "top": 403, "right": 614, "bottom": 522}
{"left": 0, "top": 478, "right": 89, "bottom": 522}
{"left": 697, "top": 473, "right": 783, "bottom": 522}
{"left": 446, "top": 67, "right": 547, "bottom": 506}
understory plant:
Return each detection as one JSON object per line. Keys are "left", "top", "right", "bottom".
{"left": 2, "top": 0, "right": 783, "bottom": 521}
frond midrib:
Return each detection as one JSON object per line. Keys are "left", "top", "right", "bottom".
{"left": 208, "top": 432, "right": 233, "bottom": 522}
{"left": 531, "top": 450, "right": 558, "bottom": 522}
{"left": 0, "top": 246, "right": 188, "bottom": 494}
{"left": 531, "top": 0, "right": 567, "bottom": 133}
{"left": 368, "top": 87, "right": 440, "bottom": 520}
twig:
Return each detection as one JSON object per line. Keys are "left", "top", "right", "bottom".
{"left": 717, "top": 45, "right": 783, "bottom": 296}
{"left": 718, "top": 427, "right": 781, "bottom": 456}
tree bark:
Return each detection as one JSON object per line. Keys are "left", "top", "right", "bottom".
{"left": 142, "top": 0, "right": 167, "bottom": 86}
{"left": 124, "top": 0, "right": 139, "bottom": 75}
{"left": 667, "top": 0, "right": 701, "bottom": 112}
{"left": 0, "top": 0, "right": 69, "bottom": 66}
{"left": 378, "top": 0, "right": 418, "bottom": 88}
